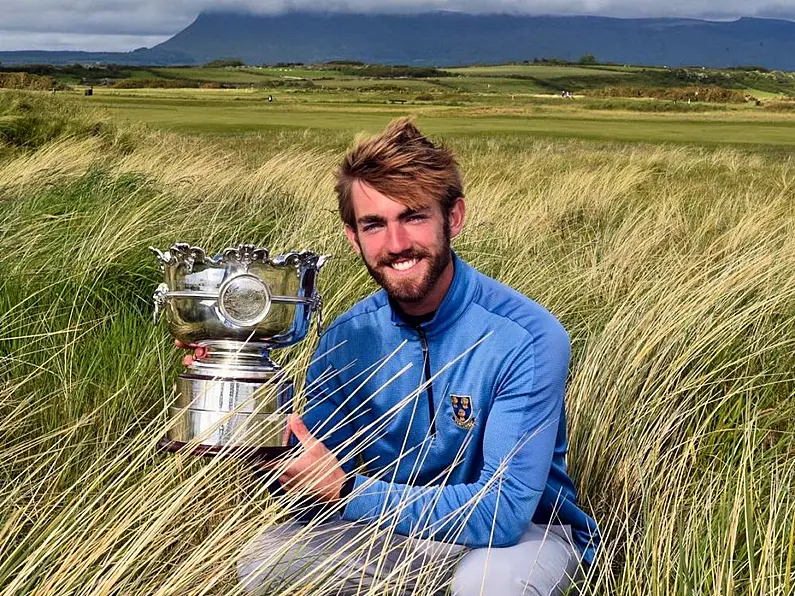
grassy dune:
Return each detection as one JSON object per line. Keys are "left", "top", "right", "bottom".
{"left": 1, "top": 90, "right": 794, "bottom": 594}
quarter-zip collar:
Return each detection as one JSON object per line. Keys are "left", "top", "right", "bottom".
{"left": 389, "top": 251, "right": 477, "bottom": 338}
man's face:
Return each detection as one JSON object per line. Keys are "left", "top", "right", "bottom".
{"left": 344, "top": 180, "right": 464, "bottom": 310}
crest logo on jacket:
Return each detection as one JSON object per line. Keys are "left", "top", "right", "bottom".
{"left": 451, "top": 394, "right": 475, "bottom": 430}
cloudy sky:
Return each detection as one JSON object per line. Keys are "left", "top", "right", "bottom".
{"left": 1, "top": 0, "right": 794, "bottom": 52}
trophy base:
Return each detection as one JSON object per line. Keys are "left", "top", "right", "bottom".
{"left": 159, "top": 438, "right": 291, "bottom": 460}
{"left": 164, "top": 350, "right": 294, "bottom": 452}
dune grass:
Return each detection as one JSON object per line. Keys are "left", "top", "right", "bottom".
{"left": 0, "top": 90, "right": 794, "bottom": 594}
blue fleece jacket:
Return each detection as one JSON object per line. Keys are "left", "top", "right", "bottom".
{"left": 302, "top": 252, "right": 599, "bottom": 563}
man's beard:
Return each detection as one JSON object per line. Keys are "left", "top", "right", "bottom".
{"left": 362, "top": 244, "right": 451, "bottom": 303}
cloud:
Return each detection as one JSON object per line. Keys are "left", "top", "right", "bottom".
{"left": 1, "top": 0, "right": 793, "bottom": 52}
{"left": 202, "top": 0, "right": 795, "bottom": 19}
{"left": 0, "top": 31, "right": 170, "bottom": 53}
{"left": 203, "top": 0, "right": 795, "bottom": 19}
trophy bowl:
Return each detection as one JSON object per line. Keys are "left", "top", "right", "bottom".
{"left": 151, "top": 243, "right": 328, "bottom": 459}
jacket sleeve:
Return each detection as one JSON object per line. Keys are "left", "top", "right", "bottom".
{"left": 299, "top": 333, "right": 359, "bottom": 475}
{"left": 339, "top": 323, "right": 570, "bottom": 548}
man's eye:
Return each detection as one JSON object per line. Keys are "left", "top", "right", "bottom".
{"left": 407, "top": 214, "right": 427, "bottom": 222}
{"left": 362, "top": 223, "right": 382, "bottom": 232}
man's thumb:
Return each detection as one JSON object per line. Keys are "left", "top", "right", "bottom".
{"left": 290, "top": 415, "right": 314, "bottom": 446}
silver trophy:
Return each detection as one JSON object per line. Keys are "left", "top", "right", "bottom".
{"left": 151, "top": 243, "right": 327, "bottom": 459}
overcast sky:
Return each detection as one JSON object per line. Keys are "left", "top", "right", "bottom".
{"left": 1, "top": 0, "right": 794, "bottom": 52}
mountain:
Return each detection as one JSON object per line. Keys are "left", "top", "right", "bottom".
{"left": 0, "top": 47, "right": 193, "bottom": 67}
{"left": 151, "top": 12, "right": 795, "bottom": 69}
{"left": 2, "top": 12, "right": 795, "bottom": 70}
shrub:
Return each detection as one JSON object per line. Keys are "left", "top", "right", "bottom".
{"left": 0, "top": 72, "right": 67, "bottom": 91}
{"left": 113, "top": 78, "right": 200, "bottom": 89}
{"left": 204, "top": 59, "right": 245, "bottom": 68}
{"left": 762, "top": 99, "right": 795, "bottom": 112}
{"left": 584, "top": 86, "right": 749, "bottom": 103}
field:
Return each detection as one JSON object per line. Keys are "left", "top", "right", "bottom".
{"left": 1, "top": 77, "right": 794, "bottom": 596}
{"left": 77, "top": 88, "right": 795, "bottom": 146}
{"left": 12, "top": 62, "right": 783, "bottom": 146}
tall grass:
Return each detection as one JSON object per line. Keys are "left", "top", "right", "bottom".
{"left": 1, "top": 90, "right": 793, "bottom": 594}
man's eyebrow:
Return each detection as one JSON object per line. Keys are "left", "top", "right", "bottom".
{"left": 357, "top": 214, "right": 386, "bottom": 225}
{"left": 357, "top": 207, "right": 430, "bottom": 225}
{"left": 397, "top": 206, "right": 431, "bottom": 219}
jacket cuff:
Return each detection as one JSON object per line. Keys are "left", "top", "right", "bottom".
{"left": 339, "top": 475, "right": 356, "bottom": 500}
{"left": 342, "top": 474, "right": 387, "bottom": 522}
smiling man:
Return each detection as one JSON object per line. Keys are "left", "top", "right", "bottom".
{"left": 238, "top": 118, "right": 599, "bottom": 596}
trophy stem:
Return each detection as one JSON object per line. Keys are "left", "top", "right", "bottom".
{"left": 192, "top": 342, "right": 281, "bottom": 377}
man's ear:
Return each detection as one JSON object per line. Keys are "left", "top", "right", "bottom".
{"left": 344, "top": 224, "right": 362, "bottom": 255}
{"left": 448, "top": 198, "right": 466, "bottom": 239}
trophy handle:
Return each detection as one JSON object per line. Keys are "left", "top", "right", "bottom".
{"left": 153, "top": 283, "right": 169, "bottom": 324}
{"left": 312, "top": 293, "right": 324, "bottom": 337}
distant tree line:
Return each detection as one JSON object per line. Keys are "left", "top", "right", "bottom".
{"left": 325, "top": 60, "right": 365, "bottom": 66}
{"left": 518, "top": 55, "right": 602, "bottom": 66}
{"left": 319, "top": 63, "right": 454, "bottom": 78}
{"left": 203, "top": 59, "right": 245, "bottom": 68}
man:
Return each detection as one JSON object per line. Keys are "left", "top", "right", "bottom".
{"left": 236, "top": 118, "right": 599, "bottom": 595}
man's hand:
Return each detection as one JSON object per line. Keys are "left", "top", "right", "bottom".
{"left": 174, "top": 339, "right": 206, "bottom": 366}
{"left": 277, "top": 414, "right": 347, "bottom": 504}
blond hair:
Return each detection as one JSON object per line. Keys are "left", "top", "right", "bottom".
{"left": 335, "top": 117, "right": 463, "bottom": 229}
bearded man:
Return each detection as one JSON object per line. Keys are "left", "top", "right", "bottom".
{"left": 237, "top": 118, "right": 599, "bottom": 596}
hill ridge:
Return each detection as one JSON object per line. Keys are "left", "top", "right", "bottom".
{"left": 1, "top": 12, "right": 795, "bottom": 69}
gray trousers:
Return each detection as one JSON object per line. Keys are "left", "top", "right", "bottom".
{"left": 237, "top": 518, "right": 584, "bottom": 596}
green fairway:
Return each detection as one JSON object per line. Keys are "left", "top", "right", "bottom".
{"left": 80, "top": 89, "right": 795, "bottom": 147}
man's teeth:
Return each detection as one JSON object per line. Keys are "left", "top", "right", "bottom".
{"left": 391, "top": 258, "right": 418, "bottom": 271}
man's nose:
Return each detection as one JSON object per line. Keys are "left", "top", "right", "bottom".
{"left": 385, "top": 223, "right": 411, "bottom": 254}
